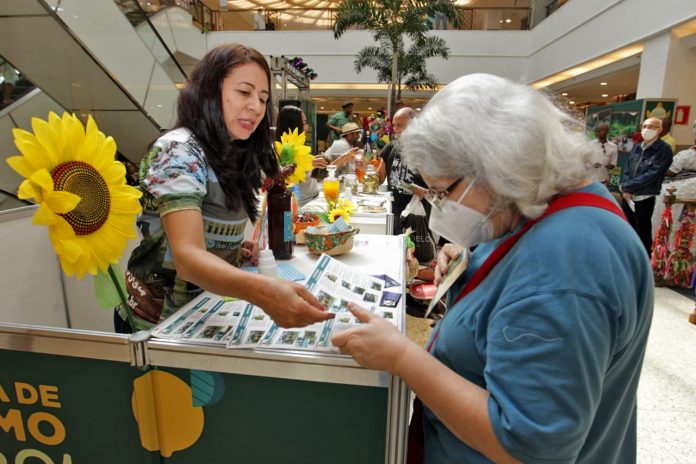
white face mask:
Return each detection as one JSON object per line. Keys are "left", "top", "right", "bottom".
{"left": 428, "top": 181, "right": 495, "bottom": 249}
{"left": 641, "top": 128, "right": 658, "bottom": 142}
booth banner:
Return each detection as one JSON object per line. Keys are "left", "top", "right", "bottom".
{"left": 0, "top": 350, "right": 154, "bottom": 464}
{"left": 1, "top": 350, "right": 389, "bottom": 464}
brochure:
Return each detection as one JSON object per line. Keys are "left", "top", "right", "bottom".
{"left": 425, "top": 249, "right": 469, "bottom": 318}
{"left": 150, "top": 254, "right": 402, "bottom": 354}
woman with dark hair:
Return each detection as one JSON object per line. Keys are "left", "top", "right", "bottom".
{"left": 275, "top": 105, "right": 328, "bottom": 206}
{"left": 118, "top": 44, "right": 333, "bottom": 333}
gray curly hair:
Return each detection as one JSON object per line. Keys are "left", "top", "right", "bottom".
{"left": 400, "top": 73, "right": 593, "bottom": 219}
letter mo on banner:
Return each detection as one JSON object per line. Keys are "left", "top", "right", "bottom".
{"left": 0, "top": 381, "right": 73, "bottom": 463}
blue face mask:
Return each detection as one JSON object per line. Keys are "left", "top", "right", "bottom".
{"left": 428, "top": 181, "right": 495, "bottom": 249}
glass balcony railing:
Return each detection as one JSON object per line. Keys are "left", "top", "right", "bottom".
{"left": 0, "top": 58, "right": 35, "bottom": 112}
{"left": 184, "top": 1, "right": 531, "bottom": 32}
{"left": 113, "top": 0, "right": 188, "bottom": 84}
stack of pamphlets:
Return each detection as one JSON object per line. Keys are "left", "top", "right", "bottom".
{"left": 150, "top": 254, "right": 403, "bottom": 353}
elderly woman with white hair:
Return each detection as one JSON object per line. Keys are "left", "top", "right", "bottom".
{"left": 332, "top": 74, "right": 653, "bottom": 463}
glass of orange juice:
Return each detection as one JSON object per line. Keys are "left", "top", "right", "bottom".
{"left": 354, "top": 151, "right": 366, "bottom": 183}
{"left": 323, "top": 166, "right": 339, "bottom": 204}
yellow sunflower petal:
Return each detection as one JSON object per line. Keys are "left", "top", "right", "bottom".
{"left": 31, "top": 116, "right": 61, "bottom": 167}
{"left": 274, "top": 140, "right": 283, "bottom": 156}
{"left": 17, "top": 179, "right": 42, "bottom": 201}
{"left": 33, "top": 203, "right": 59, "bottom": 226}
{"left": 102, "top": 161, "right": 127, "bottom": 184}
{"left": 6, "top": 156, "right": 38, "bottom": 179}
{"left": 44, "top": 190, "right": 81, "bottom": 214}
{"left": 13, "top": 135, "right": 52, "bottom": 172}
{"left": 76, "top": 116, "right": 100, "bottom": 163}
{"left": 49, "top": 216, "right": 76, "bottom": 242}
{"left": 62, "top": 113, "right": 86, "bottom": 160}
{"left": 29, "top": 169, "right": 55, "bottom": 194}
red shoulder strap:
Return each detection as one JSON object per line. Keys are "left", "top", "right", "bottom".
{"left": 426, "top": 192, "right": 625, "bottom": 353}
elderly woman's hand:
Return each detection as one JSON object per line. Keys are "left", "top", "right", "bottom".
{"left": 434, "top": 243, "right": 463, "bottom": 285}
{"left": 331, "top": 304, "right": 412, "bottom": 372}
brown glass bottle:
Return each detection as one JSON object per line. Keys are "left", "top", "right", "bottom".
{"left": 267, "top": 181, "right": 294, "bottom": 260}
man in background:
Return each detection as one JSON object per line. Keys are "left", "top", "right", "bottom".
{"left": 379, "top": 107, "right": 431, "bottom": 235}
{"left": 323, "top": 122, "right": 361, "bottom": 176}
{"left": 590, "top": 123, "right": 618, "bottom": 186}
{"left": 327, "top": 102, "right": 357, "bottom": 144}
{"left": 620, "top": 117, "right": 673, "bottom": 256}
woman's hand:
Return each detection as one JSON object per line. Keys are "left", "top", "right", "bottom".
{"left": 312, "top": 154, "right": 328, "bottom": 169}
{"left": 434, "top": 243, "right": 462, "bottom": 285}
{"left": 241, "top": 240, "right": 259, "bottom": 265}
{"left": 255, "top": 279, "right": 335, "bottom": 328}
{"left": 331, "top": 304, "right": 411, "bottom": 373}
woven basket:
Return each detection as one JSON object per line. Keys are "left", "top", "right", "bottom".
{"left": 304, "top": 226, "right": 359, "bottom": 256}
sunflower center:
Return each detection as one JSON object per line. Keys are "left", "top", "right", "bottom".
{"left": 51, "top": 161, "right": 111, "bottom": 235}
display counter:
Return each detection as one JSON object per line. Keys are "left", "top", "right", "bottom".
{"left": 0, "top": 231, "right": 409, "bottom": 463}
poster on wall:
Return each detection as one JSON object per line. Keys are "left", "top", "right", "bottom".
{"left": 608, "top": 100, "right": 643, "bottom": 154}
{"left": 644, "top": 99, "right": 676, "bottom": 124}
{"left": 585, "top": 106, "right": 611, "bottom": 138}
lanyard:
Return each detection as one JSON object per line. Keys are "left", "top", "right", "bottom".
{"left": 425, "top": 192, "right": 626, "bottom": 353}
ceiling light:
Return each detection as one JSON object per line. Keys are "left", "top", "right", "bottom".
{"left": 569, "top": 101, "right": 575, "bottom": 105}
{"left": 368, "top": 107, "right": 372, "bottom": 110}
{"left": 531, "top": 44, "right": 643, "bottom": 89}
{"left": 505, "top": 19, "right": 512, "bottom": 23}
{"left": 601, "top": 94, "right": 608, "bottom": 97}
{"left": 600, "top": 82, "right": 608, "bottom": 86}
{"left": 561, "top": 92, "right": 568, "bottom": 96}
{"left": 320, "top": 106, "right": 324, "bottom": 109}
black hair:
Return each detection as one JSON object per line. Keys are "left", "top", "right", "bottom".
{"left": 275, "top": 105, "right": 304, "bottom": 142}
{"left": 175, "top": 44, "right": 278, "bottom": 222}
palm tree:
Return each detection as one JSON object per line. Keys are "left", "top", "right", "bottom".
{"left": 333, "top": 0, "right": 460, "bottom": 115}
{"left": 354, "top": 36, "right": 450, "bottom": 100}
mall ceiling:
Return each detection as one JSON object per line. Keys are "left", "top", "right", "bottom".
{"left": 200, "top": 0, "right": 639, "bottom": 113}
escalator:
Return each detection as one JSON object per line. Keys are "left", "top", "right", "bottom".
{"left": 0, "top": 0, "right": 202, "bottom": 210}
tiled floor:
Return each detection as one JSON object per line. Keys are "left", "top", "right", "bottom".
{"left": 405, "top": 286, "right": 696, "bottom": 462}
{"left": 638, "top": 287, "right": 696, "bottom": 463}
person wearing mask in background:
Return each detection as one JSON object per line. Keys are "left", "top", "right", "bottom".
{"left": 321, "top": 122, "right": 361, "bottom": 176}
{"left": 332, "top": 73, "right": 653, "bottom": 464}
{"left": 660, "top": 117, "right": 676, "bottom": 154}
{"left": 254, "top": 10, "right": 266, "bottom": 31}
{"left": 665, "top": 121, "right": 696, "bottom": 179}
{"left": 327, "top": 102, "right": 356, "bottom": 144}
{"left": 378, "top": 107, "right": 430, "bottom": 235}
{"left": 620, "top": 117, "right": 673, "bottom": 256}
{"left": 589, "top": 123, "right": 618, "bottom": 186}
{"left": 118, "top": 44, "right": 332, "bottom": 333}
{"left": 275, "top": 105, "right": 329, "bottom": 206}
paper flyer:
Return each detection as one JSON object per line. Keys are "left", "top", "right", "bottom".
{"left": 150, "top": 254, "right": 403, "bottom": 354}
{"left": 425, "top": 249, "right": 469, "bottom": 319}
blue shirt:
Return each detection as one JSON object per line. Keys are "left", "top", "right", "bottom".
{"left": 424, "top": 183, "right": 653, "bottom": 463}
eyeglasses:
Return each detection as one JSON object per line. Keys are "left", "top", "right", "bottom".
{"left": 424, "top": 178, "right": 464, "bottom": 210}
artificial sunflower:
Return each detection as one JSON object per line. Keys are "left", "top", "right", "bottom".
{"left": 274, "top": 128, "right": 314, "bottom": 185}
{"left": 327, "top": 206, "right": 351, "bottom": 224}
{"left": 336, "top": 199, "right": 355, "bottom": 215}
{"left": 7, "top": 112, "right": 142, "bottom": 279}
